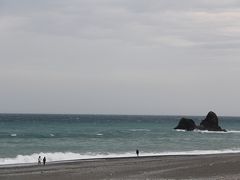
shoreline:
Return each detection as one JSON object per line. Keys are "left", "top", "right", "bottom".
{"left": 1, "top": 153, "right": 240, "bottom": 179}
{"left": 0, "top": 150, "right": 240, "bottom": 169}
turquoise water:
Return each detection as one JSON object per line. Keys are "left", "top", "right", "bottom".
{"left": 1, "top": 114, "right": 240, "bottom": 164}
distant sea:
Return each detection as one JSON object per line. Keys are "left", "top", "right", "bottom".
{"left": 1, "top": 114, "right": 240, "bottom": 165}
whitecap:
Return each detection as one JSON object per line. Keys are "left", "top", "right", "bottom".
{"left": 50, "top": 134, "right": 55, "bottom": 137}
{"left": 10, "top": 134, "right": 17, "bottom": 137}
{"left": 96, "top": 133, "right": 103, "bottom": 136}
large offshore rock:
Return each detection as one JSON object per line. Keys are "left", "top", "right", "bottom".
{"left": 174, "top": 118, "right": 196, "bottom": 131}
{"left": 199, "top": 111, "right": 226, "bottom": 131}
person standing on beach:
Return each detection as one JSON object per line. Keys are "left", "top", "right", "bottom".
{"left": 43, "top": 157, "right": 46, "bottom": 165}
{"left": 136, "top": 149, "right": 139, "bottom": 157}
{"left": 38, "top": 156, "right": 41, "bottom": 165}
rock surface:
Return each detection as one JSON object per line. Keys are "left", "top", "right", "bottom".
{"left": 174, "top": 118, "right": 196, "bottom": 131}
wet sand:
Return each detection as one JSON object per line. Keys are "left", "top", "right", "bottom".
{"left": 1, "top": 153, "right": 240, "bottom": 180}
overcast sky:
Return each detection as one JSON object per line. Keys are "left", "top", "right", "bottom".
{"left": 1, "top": 0, "right": 240, "bottom": 116}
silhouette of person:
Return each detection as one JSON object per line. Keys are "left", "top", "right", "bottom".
{"left": 38, "top": 156, "right": 41, "bottom": 165}
{"left": 43, "top": 157, "right": 46, "bottom": 165}
{"left": 136, "top": 149, "right": 139, "bottom": 157}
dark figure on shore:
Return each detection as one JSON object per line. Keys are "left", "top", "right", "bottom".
{"left": 136, "top": 149, "right": 139, "bottom": 157}
{"left": 43, "top": 157, "right": 46, "bottom": 165}
{"left": 38, "top": 156, "right": 41, "bottom": 165}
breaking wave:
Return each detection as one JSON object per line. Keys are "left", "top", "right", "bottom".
{"left": 175, "top": 129, "right": 240, "bottom": 134}
{"left": 194, "top": 129, "right": 240, "bottom": 134}
{"left": 175, "top": 129, "right": 186, "bottom": 132}
{"left": 1, "top": 149, "right": 240, "bottom": 165}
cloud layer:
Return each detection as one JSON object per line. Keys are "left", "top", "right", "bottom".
{"left": 1, "top": 0, "right": 240, "bottom": 115}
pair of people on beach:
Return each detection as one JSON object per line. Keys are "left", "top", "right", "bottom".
{"left": 38, "top": 156, "right": 46, "bottom": 165}
{"left": 37, "top": 150, "right": 138, "bottom": 165}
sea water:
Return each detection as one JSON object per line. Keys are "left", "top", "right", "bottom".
{"left": 1, "top": 114, "right": 240, "bottom": 165}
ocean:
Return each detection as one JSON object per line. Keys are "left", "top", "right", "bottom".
{"left": 1, "top": 114, "right": 240, "bottom": 165}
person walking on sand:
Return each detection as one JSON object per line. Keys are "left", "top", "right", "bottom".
{"left": 38, "top": 156, "right": 41, "bottom": 165}
{"left": 43, "top": 157, "right": 46, "bottom": 165}
{"left": 136, "top": 149, "right": 139, "bottom": 157}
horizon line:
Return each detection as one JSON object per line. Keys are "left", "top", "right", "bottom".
{"left": 0, "top": 112, "right": 239, "bottom": 118}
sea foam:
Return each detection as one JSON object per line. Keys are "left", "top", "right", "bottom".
{"left": 193, "top": 129, "right": 240, "bottom": 134}
{"left": 175, "top": 129, "right": 240, "bottom": 134}
{"left": 1, "top": 149, "right": 240, "bottom": 165}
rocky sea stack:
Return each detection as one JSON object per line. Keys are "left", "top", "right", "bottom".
{"left": 175, "top": 111, "right": 226, "bottom": 132}
{"left": 174, "top": 118, "right": 196, "bottom": 131}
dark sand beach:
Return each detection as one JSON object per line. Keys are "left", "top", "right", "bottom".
{"left": 1, "top": 153, "right": 240, "bottom": 180}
